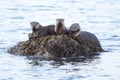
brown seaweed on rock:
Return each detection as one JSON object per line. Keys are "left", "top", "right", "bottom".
{"left": 8, "top": 35, "right": 104, "bottom": 59}
{"left": 45, "top": 35, "right": 82, "bottom": 57}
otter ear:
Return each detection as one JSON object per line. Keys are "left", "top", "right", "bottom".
{"left": 62, "top": 19, "right": 64, "bottom": 21}
{"left": 60, "top": 18, "right": 64, "bottom": 21}
{"left": 56, "top": 18, "right": 64, "bottom": 21}
{"left": 30, "top": 22, "right": 32, "bottom": 25}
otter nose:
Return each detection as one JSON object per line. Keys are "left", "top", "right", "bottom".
{"left": 58, "top": 21, "right": 62, "bottom": 26}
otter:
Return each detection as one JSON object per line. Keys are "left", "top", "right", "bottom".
{"left": 30, "top": 21, "right": 42, "bottom": 33}
{"left": 69, "top": 23, "right": 102, "bottom": 47}
{"left": 29, "top": 21, "right": 42, "bottom": 39}
{"left": 55, "top": 18, "right": 68, "bottom": 35}
{"left": 28, "top": 21, "right": 55, "bottom": 39}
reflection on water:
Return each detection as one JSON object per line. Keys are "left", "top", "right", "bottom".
{"left": 27, "top": 53, "right": 100, "bottom": 66}
{"left": 0, "top": 0, "right": 120, "bottom": 80}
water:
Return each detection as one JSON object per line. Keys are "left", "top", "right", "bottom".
{"left": 0, "top": 0, "right": 120, "bottom": 80}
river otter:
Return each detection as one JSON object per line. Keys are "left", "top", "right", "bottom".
{"left": 29, "top": 21, "right": 42, "bottom": 39}
{"left": 69, "top": 23, "right": 102, "bottom": 47}
{"left": 29, "top": 21, "right": 55, "bottom": 39}
{"left": 55, "top": 18, "right": 68, "bottom": 35}
{"left": 30, "top": 21, "right": 42, "bottom": 33}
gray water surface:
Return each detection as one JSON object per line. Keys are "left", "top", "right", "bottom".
{"left": 0, "top": 0, "right": 120, "bottom": 80}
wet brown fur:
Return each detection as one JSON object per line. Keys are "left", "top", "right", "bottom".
{"left": 55, "top": 18, "right": 68, "bottom": 35}
{"left": 29, "top": 21, "right": 55, "bottom": 39}
{"left": 69, "top": 23, "right": 104, "bottom": 51}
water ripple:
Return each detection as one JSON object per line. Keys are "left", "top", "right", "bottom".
{"left": 10, "top": 16, "right": 24, "bottom": 19}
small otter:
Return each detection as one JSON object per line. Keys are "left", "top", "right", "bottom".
{"left": 69, "top": 23, "right": 102, "bottom": 47}
{"left": 30, "top": 21, "right": 42, "bottom": 38}
{"left": 55, "top": 18, "right": 68, "bottom": 35}
{"left": 30, "top": 21, "right": 42, "bottom": 33}
{"left": 29, "top": 21, "right": 55, "bottom": 39}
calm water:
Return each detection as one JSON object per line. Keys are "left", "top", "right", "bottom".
{"left": 0, "top": 0, "right": 120, "bottom": 80}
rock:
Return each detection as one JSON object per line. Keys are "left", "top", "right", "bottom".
{"left": 8, "top": 35, "right": 104, "bottom": 59}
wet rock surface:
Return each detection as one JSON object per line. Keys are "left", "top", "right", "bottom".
{"left": 8, "top": 35, "right": 104, "bottom": 59}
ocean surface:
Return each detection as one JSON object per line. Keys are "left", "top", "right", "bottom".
{"left": 0, "top": 0, "right": 120, "bottom": 80}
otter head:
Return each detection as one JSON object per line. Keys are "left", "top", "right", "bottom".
{"left": 69, "top": 23, "right": 81, "bottom": 38}
{"left": 30, "top": 21, "right": 42, "bottom": 33}
{"left": 56, "top": 18, "right": 64, "bottom": 26}
{"left": 55, "top": 18, "right": 65, "bottom": 35}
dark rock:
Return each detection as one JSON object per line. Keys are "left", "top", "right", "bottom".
{"left": 8, "top": 35, "right": 104, "bottom": 59}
